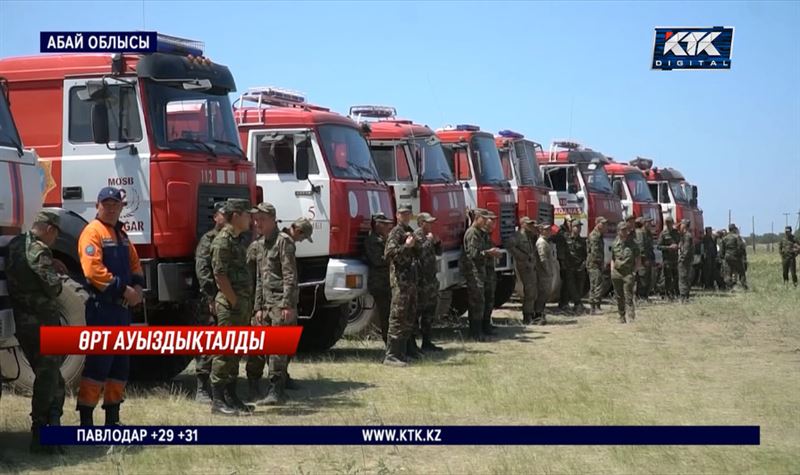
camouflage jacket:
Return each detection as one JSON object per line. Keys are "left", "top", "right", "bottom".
{"left": 536, "top": 236, "right": 553, "bottom": 276}
{"left": 364, "top": 231, "right": 390, "bottom": 295}
{"left": 385, "top": 223, "right": 419, "bottom": 287}
{"left": 508, "top": 230, "right": 537, "bottom": 271}
{"left": 678, "top": 231, "right": 694, "bottom": 265}
{"left": 6, "top": 231, "right": 63, "bottom": 325}
{"left": 195, "top": 227, "right": 219, "bottom": 300}
{"left": 211, "top": 225, "right": 253, "bottom": 304}
{"left": 248, "top": 227, "right": 279, "bottom": 312}
{"left": 611, "top": 234, "right": 640, "bottom": 277}
{"left": 565, "top": 234, "right": 587, "bottom": 271}
{"left": 657, "top": 228, "right": 680, "bottom": 263}
{"left": 484, "top": 230, "right": 497, "bottom": 284}
{"left": 635, "top": 228, "right": 655, "bottom": 262}
{"left": 264, "top": 230, "right": 299, "bottom": 309}
{"left": 720, "top": 232, "right": 746, "bottom": 262}
{"left": 459, "top": 225, "right": 488, "bottom": 281}
{"left": 414, "top": 227, "right": 442, "bottom": 288}
{"left": 586, "top": 228, "right": 604, "bottom": 270}
{"left": 779, "top": 234, "right": 799, "bottom": 259}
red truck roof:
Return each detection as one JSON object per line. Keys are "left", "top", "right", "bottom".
{"left": 365, "top": 119, "right": 434, "bottom": 140}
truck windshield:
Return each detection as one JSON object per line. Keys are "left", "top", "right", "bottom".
{"left": 471, "top": 135, "right": 506, "bottom": 184}
{"left": 512, "top": 140, "right": 544, "bottom": 186}
{"left": 145, "top": 82, "right": 242, "bottom": 158}
{"left": 413, "top": 138, "right": 454, "bottom": 183}
{"left": 626, "top": 172, "right": 655, "bottom": 202}
{"left": 318, "top": 124, "right": 380, "bottom": 181}
{"left": 670, "top": 181, "right": 689, "bottom": 203}
{"left": 0, "top": 92, "right": 22, "bottom": 151}
{"left": 578, "top": 162, "right": 613, "bottom": 194}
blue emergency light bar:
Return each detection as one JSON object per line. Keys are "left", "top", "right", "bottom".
{"left": 498, "top": 130, "right": 524, "bottom": 139}
{"left": 456, "top": 124, "right": 480, "bottom": 131}
{"left": 242, "top": 86, "right": 307, "bottom": 107}
{"left": 156, "top": 33, "right": 204, "bottom": 57}
{"left": 349, "top": 105, "right": 396, "bottom": 119}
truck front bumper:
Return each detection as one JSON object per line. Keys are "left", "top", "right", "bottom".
{"left": 323, "top": 258, "right": 369, "bottom": 303}
{"left": 437, "top": 250, "right": 465, "bottom": 290}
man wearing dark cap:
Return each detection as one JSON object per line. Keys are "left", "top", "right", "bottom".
{"left": 587, "top": 217, "right": 607, "bottom": 314}
{"left": 778, "top": 226, "right": 799, "bottom": 287}
{"left": 701, "top": 226, "right": 720, "bottom": 290}
{"left": 459, "top": 209, "right": 499, "bottom": 340}
{"left": 564, "top": 219, "right": 588, "bottom": 313}
{"left": 657, "top": 216, "right": 680, "bottom": 300}
{"left": 634, "top": 217, "right": 654, "bottom": 300}
{"left": 244, "top": 202, "right": 279, "bottom": 403}
{"left": 77, "top": 187, "right": 145, "bottom": 427}
{"left": 611, "top": 221, "right": 639, "bottom": 323}
{"left": 364, "top": 213, "right": 394, "bottom": 343}
{"left": 209, "top": 198, "right": 253, "bottom": 415}
{"left": 193, "top": 201, "right": 228, "bottom": 403}
{"left": 554, "top": 217, "right": 573, "bottom": 313}
{"left": 720, "top": 223, "right": 748, "bottom": 290}
{"left": 260, "top": 217, "right": 313, "bottom": 404}
{"left": 414, "top": 212, "right": 444, "bottom": 352}
{"left": 7, "top": 210, "right": 67, "bottom": 453}
{"left": 508, "top": 217, "right": 539, "bottom": 324}
{"left": 384, "top": 204, "right": 419, "bottom": 364}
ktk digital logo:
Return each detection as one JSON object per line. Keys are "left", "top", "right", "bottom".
{"left": 652, "top": 27, "right": 734, "bottom": 71}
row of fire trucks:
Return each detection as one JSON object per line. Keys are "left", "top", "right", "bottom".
{"left": 0, "top": 34, "right": 703, "bottom": 389}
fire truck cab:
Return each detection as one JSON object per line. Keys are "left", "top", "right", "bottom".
{"left": 538, "top": 141, "right": 623, "bottom": 267}
{"left": 0, "top": 34, "right": 256, "bottom": 381}
{"left": 234, "top": 88, "right": 393, "bottom": 351}
{"left": 494, "top": 130, "right": 554, "bottom": 225}
{"left": 437, "top": 124, "right": 517, "bottom": 308}
{"left": 350, "top": 105, "right": 466, "bottom": 330}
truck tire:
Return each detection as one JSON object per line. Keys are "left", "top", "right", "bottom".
{"left": 343, "top": 295, "right": 376, "bottom": 336}
{"left": 297, "top": 305, "right": 348, "bottom": 353}
{"left": 8, "top": 278, "right": 87, "bottom": 395}
{"left": 493, "top": 274, "right": 516, "bottom": 308}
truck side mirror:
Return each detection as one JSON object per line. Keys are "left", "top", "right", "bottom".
{"left": 612, "top": 179, "right": 624, "bottom": 198}
{"left": 91, "top": 103, "right": 110, "bottom": 144}
{"left": 692, "top": 185, "right": 698, "bottom": 200}
{"left": 575, "top": 190, "right": 585, "bottom": 202}
{"left": 296, "top": 140, "right": 310, "bottom": 181}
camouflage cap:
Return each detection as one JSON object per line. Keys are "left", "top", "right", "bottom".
{"left": 250, "top": 202, "right": 276, "bottom": 215}
{"left": 728, "top": 223, "right": 737, "bottom": 231}
{"left": 293, "top": 217, "right": 314, "bottom": 243}
{"left": 520, "top": 216, "right": 536, "bottom": 225}
{"left": 474, "top": 208, "right": 497, "bottom": 219}
{"left": 618, "top": 222, "right": 630, "bottom": 232}
{"left": 417, "top": 212, "right": 437, "bottom": 223}
{"left": 213, "top": 201, "right": 228, "bottom": 214}
{"left": 635, "top": 216, "right": 646, "bottom": 224}
{"left": 372, "top": 213, "right": 393, "bottom": 224}
{"left": 226, "top": 198, "right": 251, "bottom": 213}
{"left": 397, "top": 204, "right": 413, "bottom": 214}
{"left": 680, "top": 218, "right": 691, "bottom": 226}
{"left": 595, "top": 216, "right": 608, "bottom": 225}
{"left": 34, "top": 209, "right": 60, "bottom": 229}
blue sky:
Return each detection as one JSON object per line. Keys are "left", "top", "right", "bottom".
{"left": 1, "top": 1, "right": 798, "bottom": 233}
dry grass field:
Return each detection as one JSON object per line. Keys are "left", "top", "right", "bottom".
{"left": 1, "top": 250, "right": 798, "bottom": 474}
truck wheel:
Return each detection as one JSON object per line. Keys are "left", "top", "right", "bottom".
{"left": 9, "top": 278, "right": 87, "bottom": 395}
{"left": 343, "top": 295, "right": 376, "bottom": 336}
{"left": 449, "top": 288, "right": 469, "bottom": 317}
{"left": 493, "top": 274, "right": 516, "bottom": 308}
{"left": 128, "top": 303, "right": 195, "bottom": 382}
{"left": 297, "top": 305, "right": 348, "bottom": 353}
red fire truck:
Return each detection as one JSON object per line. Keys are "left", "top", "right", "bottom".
{"left": 605, "top": 161, "right": 663, "bottom": 233}
{"left": 233, "top": 88, "right": 393, "bottom": 350}
{"left": 494, "top": 130, "right": 554, "bottom": 225}
{"left": 436, "top": 124, "right": 517, "bottom": 309}
{"left": 349, "top": 105, "right": 466, "bottom": 332}
{"left": 0, "top": 34, "right": 256, "bottom": 382}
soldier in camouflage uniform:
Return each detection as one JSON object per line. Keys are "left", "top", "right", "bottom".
{"left": 565, "top": 220, "right": 588, "bottom": 313}
{"left": 460, "top": 209, "right": 497, "bottom": 341}
{"left": 483, "top": 213, "right": 499, "bottom": 336}
{"left": 261, "top": 218, "right": 313, "bottom": 404}
{"left": 534, "top": 224, "right": 554, "bottom": 324}
{"left": 244, "top": 202, "right": 279, "bottom": 403}
{"left": 554, "top": 218, "right": 572, "bottom": 312}
{"left": 384, "top": 205, "right": 420, "bottom": 365}
{"left": 364, "top": 213, "right": 394, "bottom": 342}
{"left": 209, "top": 198, "right": 253, "bottom": 416}
{"left": 587, "top": 217, "right": 607, "bottom": 314}
{"left": 6, "top": 210, "right": 66, "bottom": 453}
{"left": 720, "top": 223, "right": 748, "bottom": 290}
{"left": 634, "top": 217, "right": 654, "bottom": 300}
{"left": 611, "top": 222, "right": 640, "bottom": 323}
{"left": 508, "top": 217, "right": 539, "bottom": 325}
{"left": 677, "top": 219, "right": 694, "bottom": 302}
{"left": 658, "top": 216, "right": 680, "bottom": 300}
{"left": 193, "top": 201, "right": 228, "bottom": 403}
{"left": 414, "top": 212, "right": 444, "bottom": 352}
{"left": 779, "top": 226, "right": 799, "bottom": 287}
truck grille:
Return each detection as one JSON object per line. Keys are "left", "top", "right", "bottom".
{"left": 499, "top": 202, "right": 516, "bottom": 243}
{"left": 538, "top": 202, "right": 554, "bottom": 225}
{"left": 298, "top": 256, "right": 329, "bottom": 284}
{"left": 196, "top": 184, "right": 251, "bottom": 240}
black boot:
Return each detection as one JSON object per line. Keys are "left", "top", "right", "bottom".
{"left": 406, "top": 338, "right": 424, "bottom": 360}
{"left": 383, "top": 337, "right": 408, "bottom": 367}
{"left": 468, "top": 320, "right": 485, "bottom": 342}
{"left": 78, "top": 406, "right": 94, "bottom": 427}
{"left": 285, "top": 373, "right": 300, "bottom": 390}
{"left": 247, "top": 378, "right": 264, "bottom": 402}
{"left": 421, "top": 336, "right": 443, "bottom": 352}
{"left": 104, "top": 404, "right": 121, "bottom": 426}
{"left": 263, "top": 375, "right": 286, "bottom": 405}
{"left": 522, "top": 313, "right": 533, "bottom": 325}
{"left": 211, "top": 384, "right": 239, "bottom": 416}
{"left": 195, "top": 374, "right": 212, "bottom": 403}
{"left": 225, "top": 382, "right": 254, "bottom": 414}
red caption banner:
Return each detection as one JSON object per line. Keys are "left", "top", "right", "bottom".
{"left": 39, "top": 326, "right": 303, "bottom": 356}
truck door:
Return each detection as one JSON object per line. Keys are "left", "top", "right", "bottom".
{"left": 542, "top": 164, "right": 586, "bottom": 229}
{"left": 61, "top": 78, "right": 151, "bottom": 243}
{"left": 370, "top": 142, "right": 418, "bottom": 216}
{"left": 443, "top": 145, "right": 477, "bottom": 212}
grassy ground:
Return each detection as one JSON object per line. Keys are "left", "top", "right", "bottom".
{"left": 1, "top": 251, "right": 798, "bottom": 474}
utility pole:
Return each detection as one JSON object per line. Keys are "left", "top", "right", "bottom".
{"left": 771, "top": 221, "right": 774, "bottom": 252}
{"left": 784, "top": 212, "right": 791, "bottom": 227}
{"left": 728, "top": 209, "right": 732, "bottom": 227}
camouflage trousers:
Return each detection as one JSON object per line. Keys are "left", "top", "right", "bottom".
{"left": 588, "top": 267, "right": 604, "bottom": 305}
{"left": 211, "top": 295, "right": 252, "bottom": 386}
{"left": 636, "top": 261, "right": 652, "bottom": 298}
{"left": 516, "top": 266, "right": 537, "bottom": 314}
{"left": 416, "top": 282, "right": 439, "bottom": 338}
{"left": 611, "top": 272, "right": 635, "bottom": 323}
{"left": 678, "top": 262, "right": 692, "bottom": 299}
{"left": 265, "top": 304, "right": 297, "bottom": 384}
{"left": 15, "top": 320, "right": 65, "bottom": 426}
{"left": 465, "top": 275, "right": 485, "bottom": 325}
{"left": 195, "top": 297, "right": 216, "bottom": 378}
{"left": 781, "top": 257, "right": 797, "bottom": 285}
{"left": 534, "top": 271, "right": 551, "bottom": 314}
{"left": 370, "top": 290, "right": 391, "bottom": 342}
{"left": 663, "top": 263, "right": 678, "bottom": 298}
{"left": 387, "top": 281, "right": 417, "bottom": 344}
{"left": 483, "top": 276, "right": 496, "bottom": 328}
{"left": 722, "top": 259, "right": 748, "bottom": 289}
